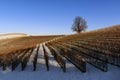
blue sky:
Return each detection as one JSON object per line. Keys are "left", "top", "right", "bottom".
{"left": 0, "top": 0, "right": 120, "bottom": 35}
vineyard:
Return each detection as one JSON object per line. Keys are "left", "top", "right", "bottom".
{"left": 0, "top": 25, "right": 120, "bottom": 73}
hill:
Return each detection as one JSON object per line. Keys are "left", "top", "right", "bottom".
{"left": 0, "top": 25, "right": 119, "bottom": 80}
{"left": 0, "top": 33, "right": 28, "bottom": 40}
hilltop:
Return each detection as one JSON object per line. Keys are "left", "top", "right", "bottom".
{"left": 0, "top": 33, "right": 28, "bottom": 40}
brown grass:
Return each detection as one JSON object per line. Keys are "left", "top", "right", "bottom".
{"left": 0, "top": 35, "right": 62, "bottom": 55}
{"left": 45, "top": 25, "right": 120, "bottom": 71}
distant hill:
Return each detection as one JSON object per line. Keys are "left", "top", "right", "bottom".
{"left": 0, "top": 33, "right": 28, "bottom": 40}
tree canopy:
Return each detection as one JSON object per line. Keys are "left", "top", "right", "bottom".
{"left": 72, "top": 16, "right": 87, "bottom": 33}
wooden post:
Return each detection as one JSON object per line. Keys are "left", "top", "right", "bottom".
{"left": 21, "top": 48, "right": 34, "bottom": 71}
{"left": 2, "top": 63, "right": 6, "bottom": 71}
{"left": 42, "top": 44, "right": 49, "bottom": 71}
{"left": 46, "top": 43, "right": 86, "bottom": 72}
{"left": 12, "top": 49, "right": 30, "bottom": 71}
{"left": 33, "top": 45, "right": 40, "bottom": 71}
{"left": 46, "top": 44, "right": 66, "bottom": 72}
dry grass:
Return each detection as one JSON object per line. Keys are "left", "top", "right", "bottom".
{"left": 0, "top": 35, "right": 62, "bottom": 55}
{"left": 45, "top": 25, "right": 120, "bottom": 71}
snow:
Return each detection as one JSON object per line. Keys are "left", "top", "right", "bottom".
{"left": 0, "top": 44, "right": 120, "bottom": 80}
{"left": 0, "top": 33, "right": 28, "bottom": 40}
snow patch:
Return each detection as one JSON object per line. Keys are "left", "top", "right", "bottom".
{"left": 0, "top": 45, "right": 119, "bottom": 80}
{"left": 0, "top": 33, "right": 28, "bottom": 40}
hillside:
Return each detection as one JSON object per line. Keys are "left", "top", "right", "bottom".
{"left": 0, "top": 33, "right": 28, "bottom": 40}
{"left": 0, "top": 25, "right": 119, "bottom": 80}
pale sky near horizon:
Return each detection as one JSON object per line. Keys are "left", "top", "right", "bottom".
{"left": 0, "top": 0, "right": 120, "bottom": 35}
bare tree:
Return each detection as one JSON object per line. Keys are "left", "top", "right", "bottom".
{"left": 72, "top": 16, "right": 87, "bottom": 33}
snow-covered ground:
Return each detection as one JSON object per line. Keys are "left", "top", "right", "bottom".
{"left": 0, "top": 33, "right": 28, "bottom": 40}
{"left": 0, "top": 44, "right": 119, "bottom": 80}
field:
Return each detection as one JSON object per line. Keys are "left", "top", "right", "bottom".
{"left": 45, "top": 25, "right": 120, "bottom": 72}
{"left": 0, "top": 25, "right": 120, "bottom": 80}
{"left": 0, "top": 35, "right": 62, "bottom": 70}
